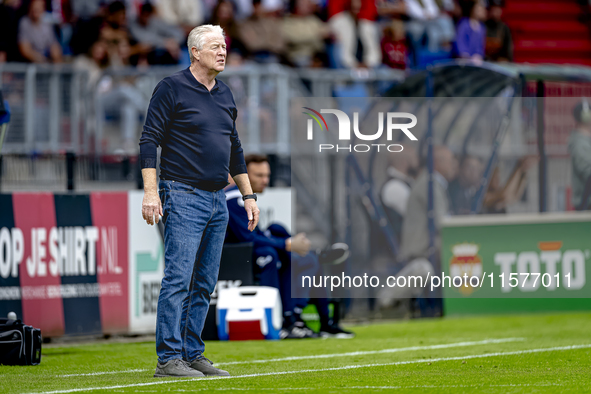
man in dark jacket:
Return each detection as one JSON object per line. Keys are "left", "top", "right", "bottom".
{"left": 485, "top": 0, "right": 513, "bottom": 61}
{"left": 225, "top": 154, "right": 354, "bottom": 339}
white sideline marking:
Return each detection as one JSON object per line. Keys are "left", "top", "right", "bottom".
{"left": 56, "top": 337, "right": 523, "bottom": 377}
{"left": 58, "top": 369, "right": 149, "bottom": 378}
{"left": 34, "top": 344, "right": 591, "bottom": 394}
{"left": 217, "top": 337, "right": 523, "bottom": 365}
{"left": 129, "top": 383, "right": 567, "bottom": 392}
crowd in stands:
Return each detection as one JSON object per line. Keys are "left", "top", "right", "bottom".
{"left": 374, "top": 145, "right": 537, "bottom": 308}
{"left": 0, "top": 0, "right": 513, "bottom": 69}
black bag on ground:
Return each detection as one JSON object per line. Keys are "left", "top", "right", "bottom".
{"left": 0, "top": 318, "right": 42, "bottom": 365}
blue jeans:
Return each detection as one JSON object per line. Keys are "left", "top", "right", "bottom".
{"left": 156, "top": 180, "right": 228, "bottom": 363}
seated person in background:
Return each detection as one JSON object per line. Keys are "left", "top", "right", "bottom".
{"left": 378, "top": 146, "right": 457, "bottom": 308}
{"left": 225, "top": 154, "right": 353, "bottom": 339}
{"left": 238, "top": 0, "right": 286, "bottom": 64}
{"left": 380, "top": 145, "right": 419, "bottom": 239}
{"left": 483, "top": 156, "right": 537, "bottom": 214}
{"left": 404, "top": 0, "right": 456, "bottom": 52}
{"left": 485, "top": 0, "right": 513, "bottom": 61}
{"left": 381, "top": 20, "right": 408, "bottom": 70}
{"left": 0, "top": 0, "right": 21, "bottom": 63}
{"left": 130, "top": 3, "right": 185, "bottom": 65}
{"left": 73, "top": 39, "right": 111, "bottom": 90}
{"left": 370, "top": 145, "right": 418, "bottom": 289}
{"left": 568, "top": 99, "right": 591, "bottom": 210}
{"left": 400, "top": 146, "right": 457, "bottom": 263}
{"left": 209, "top": 0, "right": 244, "bottom": 55}
{"left": 282, "top": 0, "right": 331, "bottom": 68}
{"left": 456, "top": 0, "right": 486, "bottom": 60}
{"left": 448, "top": 155, "right": 483, "bottom": 215}
{"left": 18, "top": 0, "right": 62, "bottom": 63}
{"left": 99, "top": 1, "right": 142, "bottom": 66}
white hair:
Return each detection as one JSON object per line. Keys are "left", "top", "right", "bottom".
{"left": 187, "top": 25, "right": 226, "bottom": 63}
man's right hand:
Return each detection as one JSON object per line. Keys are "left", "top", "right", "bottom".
{"left": 286, "top": 233, "right": 310, "bottom": 256}
{"left": 142, "top": 191, "right": 162, "bottom": 226}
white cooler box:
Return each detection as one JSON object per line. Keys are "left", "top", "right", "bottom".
{"left": 216, "top": 286, "right": 282, "bottom": 341}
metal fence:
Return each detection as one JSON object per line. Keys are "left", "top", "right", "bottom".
{"left": 0, "top": 63, "right": 406, "bottom": 157}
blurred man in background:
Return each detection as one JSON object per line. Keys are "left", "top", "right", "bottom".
{"left": 0, "top": 0, "right": 21, "bottom": 63}
{"left": 225, "top": 154, "right": 353, "bottom": 339}
{"left": 282, "top": 0, "right": 330, "bottom": 68}
{"left": 380, "top": 145, "right": 419, "bottom": 240}
{"left": 482, "top": 158, "right": 536, "bottom": 214}
{"left": 485, "top": 0, "right": 513, "bottom": 61}
{"left": 568, "top": 99, "right": 591, "bottom": 210}
{"left": 18, "top": 0, "right": 62, "bottom": 63}
{"left": 400, "top": 146, "right": 457, "bottom": 263}
{"left": 448, "top": 155, "right": 483, "bottom": 215}
{"left": 130, "top": 2, "right": 184, "bottom": 64}
{"left": 238, "top": 0, "right": 286, "bottom": 63}
{"left": 378, "top": 146, "right": 457, "bottom": 308}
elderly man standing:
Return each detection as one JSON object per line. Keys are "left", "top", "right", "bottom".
{"left": 139, "top": 24, "right": 259, "bottom": 378}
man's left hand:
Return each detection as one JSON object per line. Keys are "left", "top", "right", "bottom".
{"left": 244, "top": 199, "right": 260, "bottom": 231}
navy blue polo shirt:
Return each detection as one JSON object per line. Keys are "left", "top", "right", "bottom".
{"left": 139, "top": 67, "right": 247, "bottom": 191}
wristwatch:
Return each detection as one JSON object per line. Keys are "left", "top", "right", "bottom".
{"left": 242, "top": 193, "right": 257, "bottom": 201}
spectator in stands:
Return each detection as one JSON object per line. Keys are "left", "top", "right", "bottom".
{"left": 369, "top": 145, "right": 418, "bottom": 292}
{"left": 456, "top": 0, "right": 486, "bottom": 60}
{"left": 482, "top": 157, "right": 537, "bottom": 214}
{"left": 380, "top": 145, "right": 419, "bottom": 239}
{"left": 209, "top": 0, "right": 244, "bottom": 55}
{"left": 485, "top": 0, "right": 513, "bottom": 61}
{"left": 73, "top": 39, "right": 110, "bottom": 90}
{"left": 328, "top": 0, "right": 382, "bottom": 68}
{"left": 238, "top": 0, "right": 286, "bottom": 63}
{"left": 448, "top": 155, "right": 483, "bottom": 215}
{"left": 400, "top": 146, "right": 457, "bottom": 262}
{"left": 155, "top": 0, "right": 205, "bottom": 37}
{"left": 68, "top": 1, "right": 106, "bottom": 57}
{"left": 380, "top": 19, "right": 408, "bottom": 70}
{"left": 568, "top": 99, "right": 591, "bottom": 210}
{"left": 282, "top": 0, "right": 330, "bottom": 67}
{"left": 18, "top": 0, "right": 62, "bottom": 63}
{"left": 0, "top": 0, "right": 21, "bottom": 63}
{"left": 378, "top": 146, "right": 456, "bottom": 308}
{"left": 404, "top": 0, "right": 456, "bottom": 53}
{"left": 130, "top": 3, "right": 184, "bottom": 65}
{"left": 99, "top": 1, "right": 137, "bottom": 66}
{"left": 225, "top": 154, "right": 354, "bottom": 339}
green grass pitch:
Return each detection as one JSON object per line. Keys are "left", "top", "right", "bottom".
{"left": 1, "top": 312, "right": 590, "bottom": 393}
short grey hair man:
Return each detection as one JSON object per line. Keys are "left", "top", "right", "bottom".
{"left": 187, "top": 24, "right": 225, "bottom": 63}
